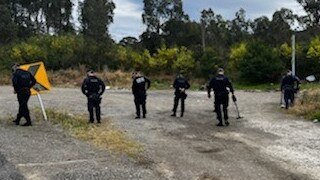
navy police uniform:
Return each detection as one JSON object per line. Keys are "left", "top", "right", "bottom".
{"left": 171, "top": 76, "right": 190, "bottom": 117}
{"left": 208, "top": 74, "right": 234, "bottom": 126}
{"left": 82, "top": 74, "right": 105, "bottom": 123}
{"left": 12, "top": 68, "right": 36, "bottom": 126}
{"left": 132, "top": 75, "right": 151, "bottom": 119}
{"left": 281, "top": 74, "right": 300, "bottom": 109}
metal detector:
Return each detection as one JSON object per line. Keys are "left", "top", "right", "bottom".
{"left": 232, "top": 95, "right": 243, "bottom": 119}
{"left": 280, "top": 91, "right": 285, "bottom": 108}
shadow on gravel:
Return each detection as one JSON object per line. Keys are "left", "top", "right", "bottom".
{"left": 0, "top": 153, "right": 25, "bottom": 180}
{"left": 150, "top": 110, "right": 312, "bottom": 180}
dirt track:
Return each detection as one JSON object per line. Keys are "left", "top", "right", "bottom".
{"left": 0, "top": 86, "right": 319, "bottom": 180}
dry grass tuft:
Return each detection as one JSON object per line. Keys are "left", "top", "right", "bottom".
{"left": 34, "top": 109, "right": 143, "bottom": 157}
{"left": 0, "top": 73, "right": 11, "bottom": 85}
{"left": 48, "top": 69, "right": 132, "bottom": 88}
{"left": 290, "top": 89, "right": 320, "bottom": 119}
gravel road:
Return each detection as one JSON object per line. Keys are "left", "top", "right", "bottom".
{"left": 0, "top": 86, "right": 319, "bottom": 180}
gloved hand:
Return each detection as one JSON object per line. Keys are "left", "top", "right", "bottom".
{"left": 232, "top": 94, "right": 237, "bottom": 102}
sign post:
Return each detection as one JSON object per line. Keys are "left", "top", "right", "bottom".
{"left": 20, "top": 62, "right": 51, "bottom": 121}
{"left": 292, "top": 35, "right": 296, "bottom": 76}
{"left": 36, "top": 93, "right": 48, "bottom": 121}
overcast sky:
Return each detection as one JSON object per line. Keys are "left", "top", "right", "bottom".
{"left": 77, "top": 0, "right": 306, "bottom": 41}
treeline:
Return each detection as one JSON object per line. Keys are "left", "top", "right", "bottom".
{"left": 0, "top": 0, "right": 320, "bottom": 83}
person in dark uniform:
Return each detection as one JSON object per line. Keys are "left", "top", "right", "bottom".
{"left": 132, "top": 71, "right": 151, "bottom": 119}
{"left": 171, "top": 73, "right": 190, "bottom": 117}
{"left": 12, "top": 63, "right": 36, "bottom": 126}
{"left": 81, "top": 70, "right": 106, "bottom": 123}
{"left": 281, "top": 70, "right": 300, "bottom": 109}
{"left": 207, "top": 68, "right": 235, "bottom": 127}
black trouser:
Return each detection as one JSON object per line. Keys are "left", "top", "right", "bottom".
{"left": 172, "top": 93, "right": 185, "bottom": 115}
{"left": 16, "top": 90, "right": 31, "bottom": 124}
{"left": 284, "top": 89, "right": 295, "bottom": 109}
{"left": 134, "top": 95, "right": 147, "bottom": 117}
{"left": 88, "top": 97, "right": 101, "bottom": 123}
{"left": 214, "top": 94, "right": 229, "bottom": 123}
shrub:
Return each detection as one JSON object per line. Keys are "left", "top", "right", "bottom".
{"left": 236, "top": 41, "right": 284, "bottom": 83}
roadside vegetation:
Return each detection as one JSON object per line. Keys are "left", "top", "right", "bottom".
{"left": 32, "top": 109, "right": 144, "bottom": 158}
{"left": 290, "top": 89, "right": 320, "bottom": 120}
{"left": 1, "top": 0, "right": 320, "bottom": 89}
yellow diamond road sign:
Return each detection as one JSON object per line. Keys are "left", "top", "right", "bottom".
{"left": 20, "top": 62, "right": 51, "bottom": 95}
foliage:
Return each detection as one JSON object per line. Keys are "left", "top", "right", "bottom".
{"left": 236, "top": 41, "right": 284, "bottom": 83}
{"left": 149, "top": 46, "right": 195, "bottom": 74}
{"left": 291, "top": 89, "right": 320, "bottom": 120}
{"left": 0, "top": 0, "right": 320, "bottom": 85}
{"left": 307, "top": 36, "right": 320, "bottom": 60}
{"left": 80, "top": 0, "right": 115, "bottom": 40}
{"left": 197, "top": 48, "right": 222, "bottom": 78}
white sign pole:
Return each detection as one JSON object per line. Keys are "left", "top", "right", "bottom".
{"left": 36, "top": 93, "right": 48, "bottom": 121}
{"left": 292, "top": 35, "right": 296, "bottom": 76}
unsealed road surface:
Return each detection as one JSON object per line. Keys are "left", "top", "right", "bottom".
{"left": 0, "top": 86, "right": 319, "bottom": 180}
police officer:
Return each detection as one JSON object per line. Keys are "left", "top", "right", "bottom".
{"left": 281, "top": 70, "right": 300, "bottom": 109}
{"left": 81, "top": 70, "right": 106, "bottom": 123}
{"left": 207, "top": 68, "right": 234, "bottom": 127}
{"left": 132, "top": 71, "right": 151, "bottom": 119}
{"left": 171, "top": 73, "right": 190, "bottom": 117}
{"left": 12, "top": 63, "right": 36, "bottom": 126}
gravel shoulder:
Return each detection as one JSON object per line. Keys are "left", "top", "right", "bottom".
{"left": 0, "top": 86, "right": 319, "bottom": 180}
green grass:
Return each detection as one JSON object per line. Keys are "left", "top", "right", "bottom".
{"left": 300, "top": 83, "right": 320, "bottom": 90}
{"left": 33, "top": 108, "right": 144, "bottom": 158}
{"left": 234, "top": 83, "right": 279, "bottom": 91}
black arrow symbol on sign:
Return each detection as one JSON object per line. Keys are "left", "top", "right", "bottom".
{"left": 27, "top": 64, "right": 49, "bottom": 92}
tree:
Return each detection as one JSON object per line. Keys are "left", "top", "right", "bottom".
{"left": 199, "top": 8, "right": 232, "bottom": 62}
{"left": 297, "top": 0, "right": 320, "bottom": 27}
{"left": 307, "top": 35, "right": 320, "bottom": 60}
{"left": 0, "top": 2, "right": 17, "bottom": 44}
{"left": 173, "top": 47, "right": 195, "bottom": 74}
{"left": 268, "top": 8, "right": 294, "bottom": 46}
{"left": 229, "top": 8, "right": 250, "bottom": 44}
{"left": 162, "top": 20, "right": 201, "bottom": 48}
{"left": 236, "top": 41, "right": 284, "bottom": 83}
{"left": 119, "top": 36, "right": 139, "bottom": 47}
{"left": 251, "top": 16, "right": 271, "bottom": 43}
{"left": 142, "top": 0, "right": 187, "bottom": 34}
{"left": 141, "top": 0, "right": 188, "bottom": 52}
{"left": 43, "top": 0, "right": 74, "bottom": 34}
{"left": 198, "top": 48, "right": 222, "bottom": 78}
{"left": 80, "top": 0, "right": 115, "bottom": 40}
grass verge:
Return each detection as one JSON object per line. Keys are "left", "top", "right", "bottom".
{"left": 234, "top": 83, "right": 279, "bottom": 91}
{"left": 33, "top": 108, "right": 144, "bottom": 158}
{"left": 290, "top": 89, "right": 320, "bottom": 120}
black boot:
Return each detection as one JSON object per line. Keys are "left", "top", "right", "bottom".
{"left": 171, "top": 113, "right": 176, "bottom": 117}
{"left": 180, "top": 113, "right": 184, "bottom": 117}
{"left": 22, "top": 122, "right": 32, "bottom": 126}
{"left": 135, "top": 116, "right": 141, "bottom": 119}
{"left": 216, "top": 120, "right": 223, "bottom": 127}
{"left": 12, "top": 120, "right": 20, "bottom": 125}
{"left": 225, "top": 120, "right": 229, "bottom": 126}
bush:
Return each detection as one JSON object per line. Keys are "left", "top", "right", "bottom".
{"left": 291, "top": 89, "right": 320, "bottom": 120}
{"left": 198, "top": 48, "right": 222, "bottom": 78}
{"left": 236, "top": 41, "right": 284, "bottom": 83}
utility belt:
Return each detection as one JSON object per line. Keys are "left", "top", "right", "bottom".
{"left": 214, "top": 91, "right": 229, "bottom": 97}
{"left": 17, "top": 87, "right": 31, "bottom": 94}
{"left": 88, "top": 93, "right": 101, "bottom": 103}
